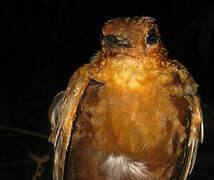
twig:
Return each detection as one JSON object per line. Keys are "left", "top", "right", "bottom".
{"left": 0, "top": 160, "right": 34, "bottom": 168}
{"left": 0, "top": 126, "right": 48, "bottom": 141}
{"left": 30, "top": 153, "right": 50, "bottom": 180}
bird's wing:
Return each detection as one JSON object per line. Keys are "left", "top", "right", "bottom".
{"left": 48, "top": 65, "right": 90, "bottom": 180}
{"left": 179, "top": 95, "right": 203, "bottom": 180}
{"left": 172, "top": 60, "right": 204, "bottom": 180}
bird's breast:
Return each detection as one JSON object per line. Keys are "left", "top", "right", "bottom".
{"left": 78, "top": 76, "right": 183, "bottom": 159}
{"left": 70, "top": 68, "right": 189, "bottom": 179}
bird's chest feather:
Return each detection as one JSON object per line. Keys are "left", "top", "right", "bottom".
{"left": 69, "top": 75, "right": 188, "bottom": 179}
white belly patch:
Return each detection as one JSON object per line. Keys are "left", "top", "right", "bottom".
{"left": 101, "top": 154, "right": 149, "bottom": 180}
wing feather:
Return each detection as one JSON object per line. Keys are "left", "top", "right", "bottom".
{"left": 48, "top": 65, "right": 90, "bottom": 180}
{"left": 171, "top": 60, "right": 203, "bottom": 180}
{"left": 181, "top": 82, "right": 203, "bottom": 180}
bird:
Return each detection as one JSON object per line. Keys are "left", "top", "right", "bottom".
{"left": 48, "top": 16, "right": 204, "bottom": 180}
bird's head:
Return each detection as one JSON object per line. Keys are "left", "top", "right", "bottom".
{"left": 101, "top": 17, "right": 166, "bottom": 59}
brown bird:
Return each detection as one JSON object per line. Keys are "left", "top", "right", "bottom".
{"left": 48, "top": 17, "right": 204, "bottom": 180}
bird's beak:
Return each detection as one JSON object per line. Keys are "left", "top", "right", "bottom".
{"left": 101, "top": 35, "right": 130, "bottom": 49}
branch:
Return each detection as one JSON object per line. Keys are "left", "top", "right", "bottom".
{"left": 30, "top": 153, "right": 50, "bottom": 180}
{"left": 0, "top": 160, "right": 34, "bottom": 168}
{"left": 0, "top": 126, "right": 48, "bottom": 141}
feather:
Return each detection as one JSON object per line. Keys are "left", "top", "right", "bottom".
{"left": 49, "top": 65, "right": 90, "bottom": 180}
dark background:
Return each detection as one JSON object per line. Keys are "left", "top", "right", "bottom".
{"left": 1, "top": 0, "right": 214, "bottom": 179}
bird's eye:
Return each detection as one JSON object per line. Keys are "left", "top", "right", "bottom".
{"left": 146, "top": 28, "right": 158, "bottom": 46}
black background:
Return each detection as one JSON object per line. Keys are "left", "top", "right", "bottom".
{"left": 1, "top": 0, "right": 214, "bottom": 179}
